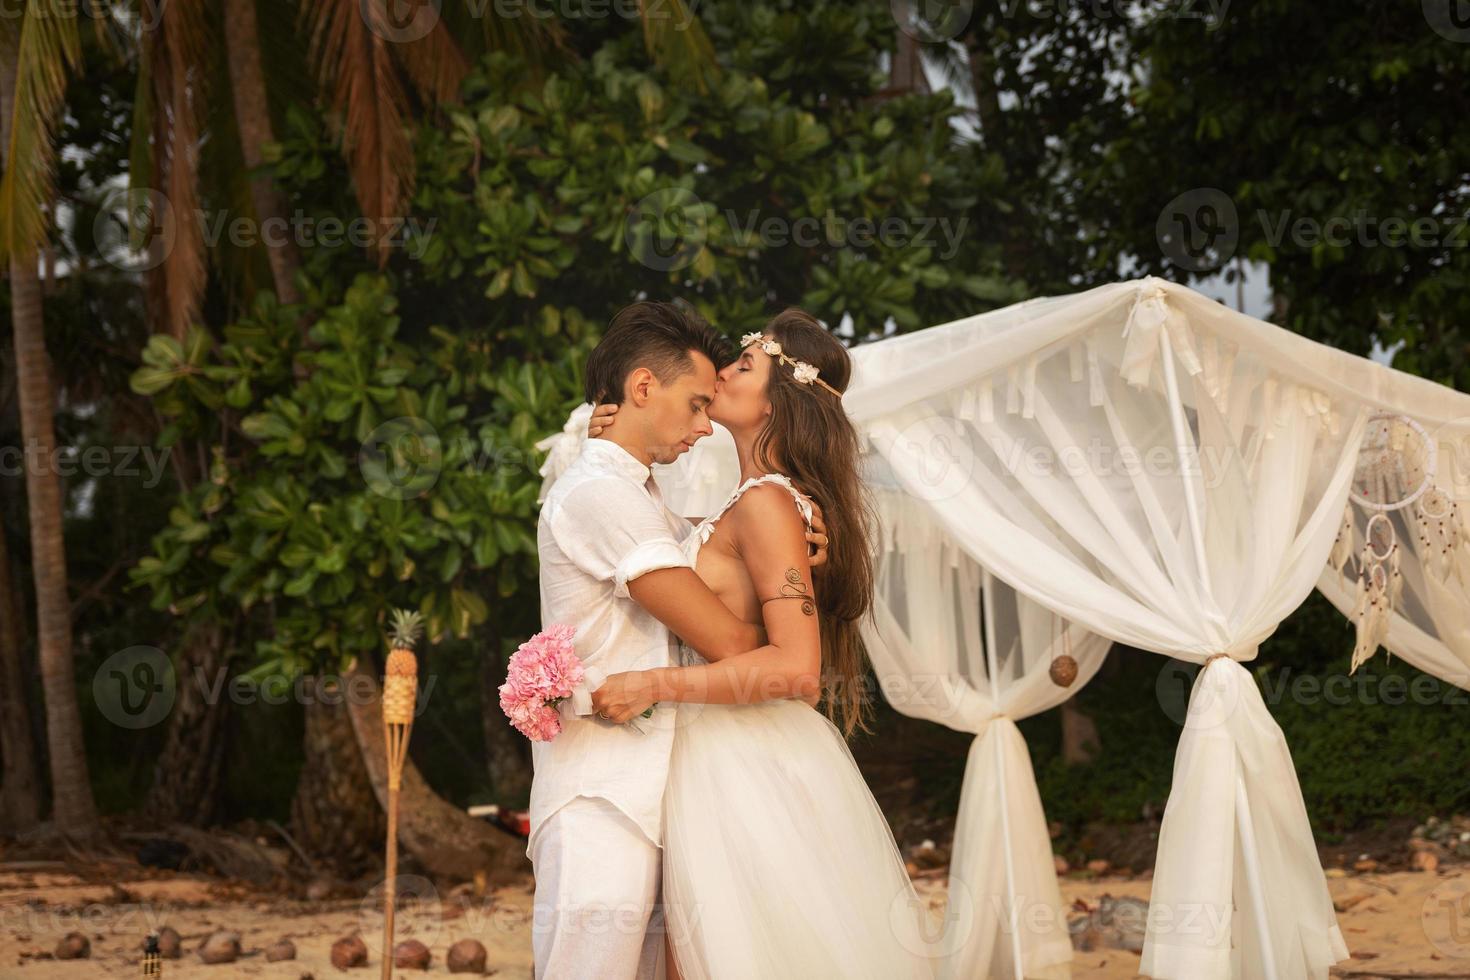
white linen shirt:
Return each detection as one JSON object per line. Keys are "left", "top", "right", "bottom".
{"left": 528, "top": 436, "right": 694, "bottom": 858}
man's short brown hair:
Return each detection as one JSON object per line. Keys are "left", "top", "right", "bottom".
{"left": 583, "top": 302, "right": 733, "bottom": 405}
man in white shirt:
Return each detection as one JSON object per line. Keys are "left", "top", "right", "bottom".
{"left": 533, "top": 302, "right": 782, "bottom": 979}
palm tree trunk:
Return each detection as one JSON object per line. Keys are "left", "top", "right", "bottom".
{"left": 143, "top": 618, "right": 233, "bottom": 825}
{"left": 9, "top": 247, "right": 98, "bottom": 839}
{"left": 889, "top": 29, "right": 930, "bottom": 95}
{"left": 0, "top": 516, "right": 41, "bottom": 832}
{"left": 2, "top": 29, "right": 98, "bottom": 839}
{"left": 965, "top": 33, "right": 1005, "bottom": 148}
{"left": 222, "top": 0, "right": 303, "bottom": 307}
{"left": 290, "top": 677, "right": 387, "bottom": 875}
{"left": 480, "top": 639, "right": 531, "bottom": 805}
{"left": 1060, "top": 697, "right": 1100, "bottom": 765}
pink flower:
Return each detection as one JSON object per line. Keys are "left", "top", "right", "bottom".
{"left": 499, "top": 625, "right": 584, "bottom": 742}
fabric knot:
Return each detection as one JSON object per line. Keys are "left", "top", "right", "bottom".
{"left": 1201, "top": 643, "right": 1261, "bottom": 670}
{"left": 1120, "top": 279, "right": 1202, "bottom": 388}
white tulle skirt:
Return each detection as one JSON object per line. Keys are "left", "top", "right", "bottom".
{"left": 661, "top": 692, "right": 937, "bottom": 979}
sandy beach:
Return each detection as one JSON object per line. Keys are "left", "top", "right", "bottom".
{"left": 2, "top": 861, "right": 1464, "bottom": 978}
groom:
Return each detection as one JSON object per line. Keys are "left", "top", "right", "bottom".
{"left": 531, "top": 302, "right": 821, "bottom": 978}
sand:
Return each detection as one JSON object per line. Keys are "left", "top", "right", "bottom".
{"left": 1, "top": 863, "right": 1464, "bottom": 977}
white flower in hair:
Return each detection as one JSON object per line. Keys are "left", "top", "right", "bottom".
{"left": 740, "top": 332, "right": 765, "bottom": 347}
{"left": 760, "top": 339, "right": 783, "bottom": 357}
{"left": 792, "top": 361, "right": 821, "bottom": 385}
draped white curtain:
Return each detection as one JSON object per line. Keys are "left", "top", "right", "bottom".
{"left": 862, "top": 484, "right": 1110, "bottom": 979}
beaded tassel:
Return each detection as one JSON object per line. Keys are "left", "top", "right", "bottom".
{"left": 1350, "top": 514, "right": 1398, "bottom": 674}
{"left": 1415, "top": 488, "right": 1462, "bottom": 582}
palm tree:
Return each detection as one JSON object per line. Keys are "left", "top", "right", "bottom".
{"left": 129, "top": 0, "right": 716, "bottom": 339}
{"left": 0, "top": 514, "right": 41, "bottom": 832}
{"left": 0, "top": 1, "right": 99, "bottom": 840}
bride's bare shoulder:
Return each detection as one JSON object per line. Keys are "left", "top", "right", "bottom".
{"left": 728, "top": 482, "right": 807, "bottom": 537}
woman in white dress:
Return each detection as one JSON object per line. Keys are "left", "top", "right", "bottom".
{"left": 590, "top": 309, "right": 935, "bottom": 979}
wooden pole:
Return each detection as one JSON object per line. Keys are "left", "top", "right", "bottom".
{"left": 381, "top": 637, "right": 419, "bottom": 979}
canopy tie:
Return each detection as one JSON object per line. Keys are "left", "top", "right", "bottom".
{"left": 1120, "top": 278, "right": 1203, "bottom": 388}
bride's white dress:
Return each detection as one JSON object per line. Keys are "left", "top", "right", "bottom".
{"left": 661, "top": 474, "right": 936, "bottom": 979}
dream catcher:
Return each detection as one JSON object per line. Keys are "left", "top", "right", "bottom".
{"left": 1329, "top": 412, "right": 1462, "bottom": 672}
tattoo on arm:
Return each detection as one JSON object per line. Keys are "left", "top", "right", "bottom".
{"left": 761, "top": 568, "right": 815, "bottom": 616}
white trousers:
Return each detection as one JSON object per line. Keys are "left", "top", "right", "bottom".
{"left": 530, "top": 794, "right": 666, "bottom": 980}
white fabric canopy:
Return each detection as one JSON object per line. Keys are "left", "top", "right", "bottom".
{"left": 539, "top": 275, "right": 1470, "bottom": 980}
{"left": 846, "top": 279, "right": 1363, "bottom": 978}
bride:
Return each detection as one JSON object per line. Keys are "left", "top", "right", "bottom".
{"left": 589, "top": 309, "right": 936, "bottom": 979}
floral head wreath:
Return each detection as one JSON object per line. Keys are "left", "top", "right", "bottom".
{"left": 739, "top": 333, "right": 843, "bottom": 397}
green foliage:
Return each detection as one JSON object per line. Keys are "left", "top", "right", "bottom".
{"left": 1085, "top": 1, "right": 1470, "bottom": 385}
{"left": 403, "top": 9, "right": 1016, "bottom": 343}
{"left": 128, "top": 276, "right": 594, "bottom": 683}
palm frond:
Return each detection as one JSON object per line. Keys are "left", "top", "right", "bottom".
{"left": 637, "top": 0, "right": 718, "bottom": 94}
{"left": 394, "top": 15, "right": 470, "bottom": 106}
{"left": 301, "top": 0, "right": 414, "bottom": 267}
{"left": 927, "top": 38, "right": 974, "bottom": 105}
{"left": 85, "top": 1, "right": 132, "bottom": 65}
{"left": 0, "top": 0, "right": 82, "bottom": 263}
{"left": 461, "top": 0, "right": 568, "bottom": 77}
{"left": 126, "top": 35, "right": 155, "bottom": 195}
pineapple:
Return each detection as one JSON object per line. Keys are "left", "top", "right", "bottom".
{"left": 383, "top": 608, "right": 423, "bottom": 726}
{"left": 387, "top": 607, "right": 424, "bottom": 655}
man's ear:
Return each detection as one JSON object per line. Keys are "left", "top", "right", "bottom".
{"left": 626, "top": 367, "right": 656, "bottom": 405}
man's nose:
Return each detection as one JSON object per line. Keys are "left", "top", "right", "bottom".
{"left": 694, "top": 415, "right": 713, "bottom": 436}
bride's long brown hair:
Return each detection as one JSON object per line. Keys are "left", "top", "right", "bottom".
{"left": 750, "top": 309, "right": 876, "bottom": 738}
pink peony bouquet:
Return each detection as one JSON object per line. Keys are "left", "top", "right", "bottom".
{"left": 498, "top": 625, "right": 585, "bottom": 741}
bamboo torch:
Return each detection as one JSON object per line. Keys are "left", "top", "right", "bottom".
{"left": 380, "top": 608, "right": 424, "bottom": 980}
